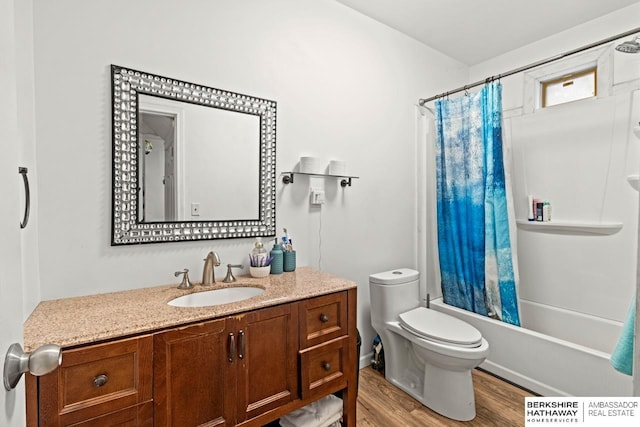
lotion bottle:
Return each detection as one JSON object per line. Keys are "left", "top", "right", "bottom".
{"left": 270, "top": 239, "right": 283, "bottom": 274}
{"left": 543, "top": 201, "right": 551, "bottom": 222}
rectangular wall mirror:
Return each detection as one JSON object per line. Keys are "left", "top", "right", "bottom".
{"left": 111, "top": 65, "right": 277, "bottom": 245}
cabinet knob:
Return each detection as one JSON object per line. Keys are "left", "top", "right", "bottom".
{"left": 320, "top": 314, "right": 329, "bottom": 323}
{"left": 322, "top": 362, "right": 331, "bottom": 372}
{"left": 93, "top": 374, "right": 108, "bottom": 388}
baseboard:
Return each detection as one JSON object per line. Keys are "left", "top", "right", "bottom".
{"left": 360, "top": 350, "right": 373, "bottom": 369}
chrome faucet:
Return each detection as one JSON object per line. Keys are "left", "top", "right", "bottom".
{"left": 202, "top": 251, "right": 221, "bottom": 285}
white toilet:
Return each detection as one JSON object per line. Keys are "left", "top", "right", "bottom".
{"left": 369, "top": 268, "right": 489, "bottom": 421}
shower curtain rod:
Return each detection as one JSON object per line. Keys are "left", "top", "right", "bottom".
{"left": 418, "top": 26, "right": 640, "bottom": 106}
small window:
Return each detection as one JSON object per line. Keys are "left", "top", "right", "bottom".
{"left": 541, "top": 67, "right": 597, "bottom": 108}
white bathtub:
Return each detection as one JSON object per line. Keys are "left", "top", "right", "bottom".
{"left": 430, "top": 297, "right": 633, "bottom": 396}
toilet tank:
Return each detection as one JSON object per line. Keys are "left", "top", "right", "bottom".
{"left": 369, "top": 269, "right": 420, "bottom": 328}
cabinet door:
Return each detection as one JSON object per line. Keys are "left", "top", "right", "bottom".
{"left": 235, "top": 303, "right": 299, "bottom": 422}
{"left": 154, "top": 318, "right": 235, "bottom": 427}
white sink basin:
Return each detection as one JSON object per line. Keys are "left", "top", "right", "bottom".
{"left": 168, "top": 286, "right": 264, "bottom": 308}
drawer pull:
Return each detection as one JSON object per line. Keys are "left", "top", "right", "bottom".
{"left": 229, "top": 332, "right": 236, "bottom": 363}
{"left": 238, "top": 330, "right": 245, "bottom": 360}
{"left": 320, "top": 314, "right": 329, "bottom": 323}
{"left": 322, "top": 362, "right": 331, "bottom": 371}
{"left": 93, "top": 374, "right": 108, "bottom": 388}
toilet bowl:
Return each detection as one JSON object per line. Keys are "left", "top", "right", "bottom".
{"left": 369, "top": 268, "right": 489, "bottom": 421}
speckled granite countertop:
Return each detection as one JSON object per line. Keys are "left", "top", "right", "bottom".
{"left": 23, "top": 267, "right": 356, "bottom": 351}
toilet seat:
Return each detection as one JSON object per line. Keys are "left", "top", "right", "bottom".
{"left": 399, "top": 307, "right": 482, "bottom": 348}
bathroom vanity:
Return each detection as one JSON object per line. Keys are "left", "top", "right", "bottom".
{"left": 23, "top": 267, "right": 358, "bottom": 427}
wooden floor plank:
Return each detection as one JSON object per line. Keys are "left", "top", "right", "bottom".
{"left": 357, "top": 367, "right": 533, "bottom": 426}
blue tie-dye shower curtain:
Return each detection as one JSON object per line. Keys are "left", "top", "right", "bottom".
{"left": 435, "top": 82, "right": 520, "bottom": 326}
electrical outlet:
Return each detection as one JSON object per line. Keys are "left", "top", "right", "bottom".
{"left": 191, "top": 202, "right": 200, "bottom": 216}
{"left": 310, "top": 189, "right": 325, "bottom": 205}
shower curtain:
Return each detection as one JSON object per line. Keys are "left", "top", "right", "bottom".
{"left": 435, "top": 82, "right": 520, "bottom": 326}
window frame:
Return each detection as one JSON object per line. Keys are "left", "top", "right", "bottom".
{"left": 541, "top": 66, "right": 598, "bottom": 108}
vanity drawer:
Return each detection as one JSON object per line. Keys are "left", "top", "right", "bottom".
{"left": 299, "top": 336, "right": 348, "bottom": 400}
{"left": 299, "top": 291, "right": 348, "bottom": 348}
{"left": 38, "top": 335, "right": 153, "bottom": 426}
{"left": 67, "top": 401, "right": 153, "bottom": 427}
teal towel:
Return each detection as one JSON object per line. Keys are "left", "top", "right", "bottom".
{"left": 610, "top": 301, "right": 635, "bottom": 376}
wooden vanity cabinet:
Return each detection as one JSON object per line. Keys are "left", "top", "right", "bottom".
{"left": 153, "top": 303, "right": 299, "bottom": 426}
{"left": 28, "top": 288, "right": 357, "bottom": 427}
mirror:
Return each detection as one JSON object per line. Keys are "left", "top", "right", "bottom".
{"left": 137, "top": 94, "right": 260, "bottom": 222}
{"left": 111, "top": 65, "right": 277, "bottom": 245}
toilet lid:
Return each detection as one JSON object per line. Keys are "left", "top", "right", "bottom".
{"left": 399, "top": 307, "right": 482, "bottom": 348}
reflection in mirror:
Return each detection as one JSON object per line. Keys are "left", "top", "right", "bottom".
{"left": 111, "top": 65, "right": 277, "bottom": 245}
{"left": 139, "top": 108, "right": 177, "bottom": 222}
{"left": 138, "top": 95, "right": 260, "bottom": 222}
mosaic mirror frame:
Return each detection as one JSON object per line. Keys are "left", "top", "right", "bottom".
{"left": 111, "top": 65, "right": 277, "bottom": 245}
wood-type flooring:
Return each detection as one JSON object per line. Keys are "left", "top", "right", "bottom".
{"left": 356, "top": 366, "right": 534, "bottom": 426}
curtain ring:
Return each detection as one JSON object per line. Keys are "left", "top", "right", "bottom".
{"left": 464, "top": 85, "right": 469, "bottom": 96}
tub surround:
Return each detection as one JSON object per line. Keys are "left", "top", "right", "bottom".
{"left": 24, "top": 266, "right": 356, "bottom": 351}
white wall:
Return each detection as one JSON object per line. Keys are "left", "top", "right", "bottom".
{"left": 468, "top": 3, "right": 640, "bottom": 86}
{"left": 30, "top": 0, "right": 467, "bottom": 362}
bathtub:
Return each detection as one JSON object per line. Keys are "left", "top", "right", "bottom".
{"left": 430, "top": 297, "right": 633, "bottom": 396}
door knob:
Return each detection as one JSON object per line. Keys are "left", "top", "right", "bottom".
{"left": 3, "top": 343, "right": 62, "bottom": 390}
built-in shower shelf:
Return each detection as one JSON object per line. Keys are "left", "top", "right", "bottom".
{"left": 627, "top": 174, "right": 640, "bottom": 192}
{"left": 516, "top": 219, "right": 623, "bottom": 235}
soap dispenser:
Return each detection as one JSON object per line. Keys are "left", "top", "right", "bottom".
{"left": 270, "top": 238, "right": 283, "bottom": 275}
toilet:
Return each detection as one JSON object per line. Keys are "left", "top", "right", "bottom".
{"left": 369, "top": 268, "right": 489, "bottom": 421}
